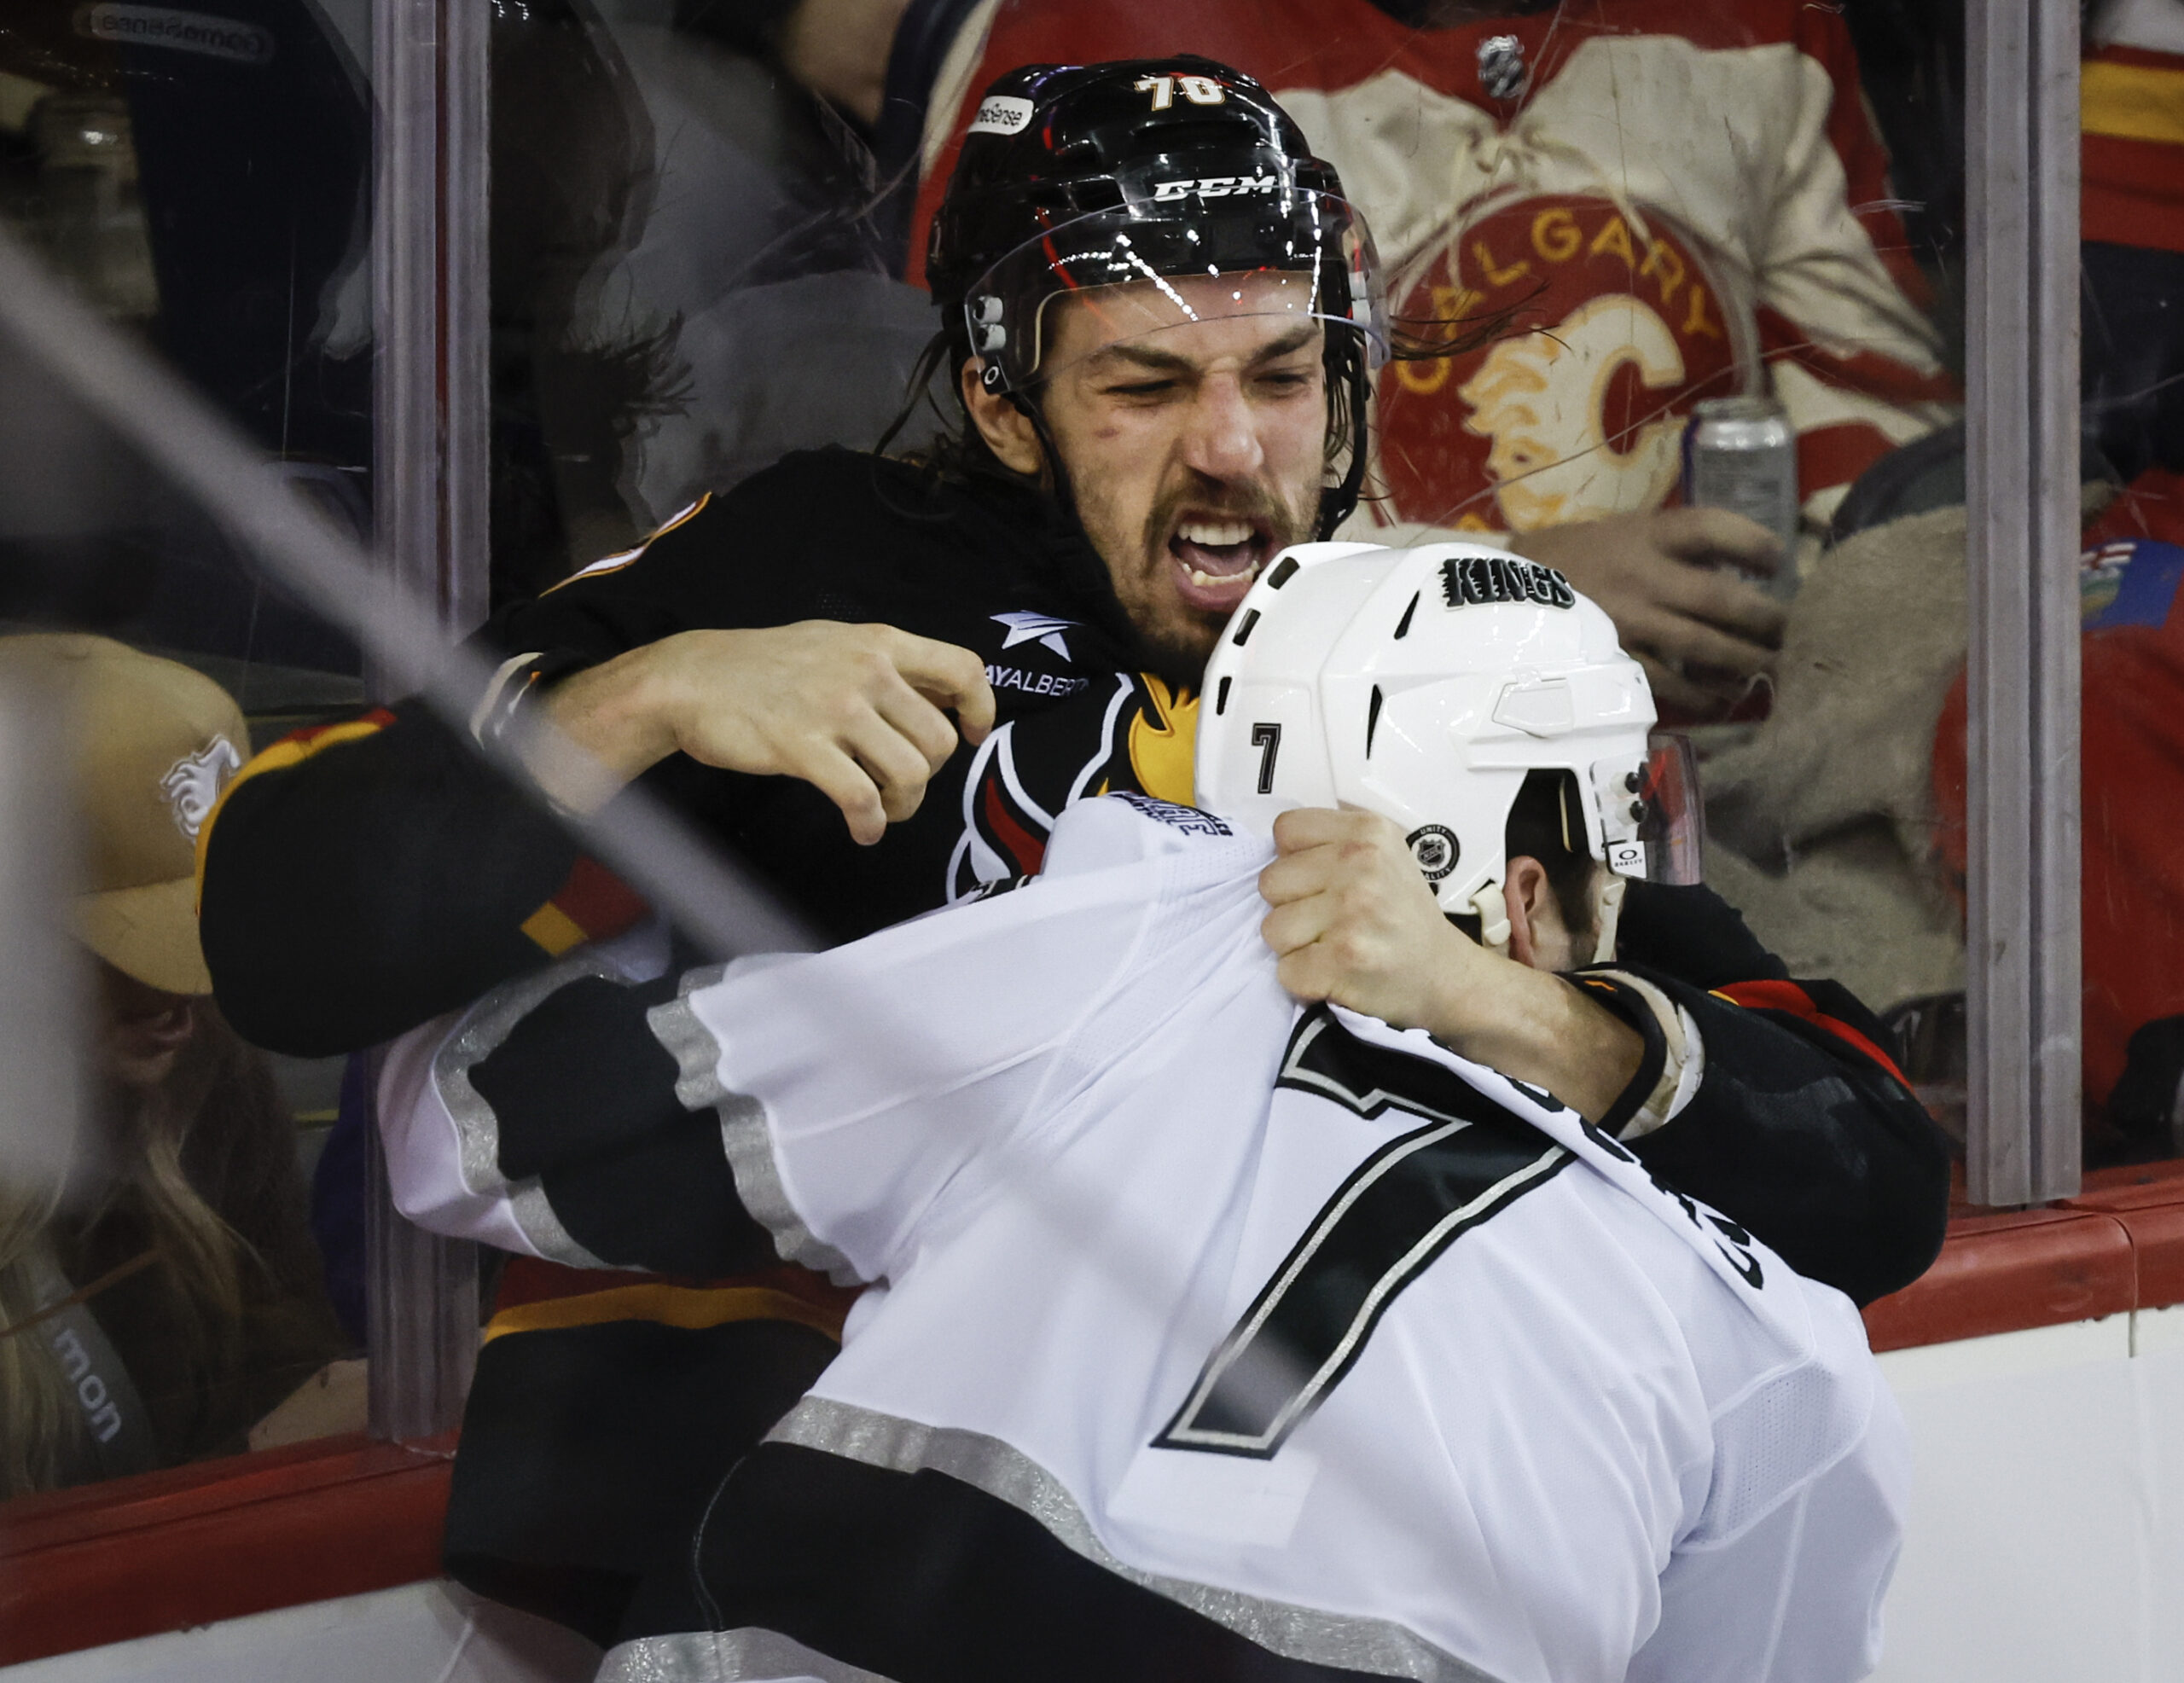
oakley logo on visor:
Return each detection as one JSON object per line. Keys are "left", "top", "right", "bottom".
{"left": 969, "top": 96, "right": 1034, "bottom": 136}
{"left": 1152, "top": 175, "right": 1281, "bottom": 201}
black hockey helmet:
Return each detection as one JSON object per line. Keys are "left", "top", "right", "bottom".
{"left": 925, "top": 56, "right": 1388, "bottom": 536}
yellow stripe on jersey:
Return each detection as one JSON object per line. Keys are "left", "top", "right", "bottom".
{"left": 482, "top": 1281, "right": 848, "bottom": 1345}
{"left": 192, "top": 711, "right": 394, "bottom": 911}
{"left": 518, "top": 900, "right": 588, "bottom": 957}
{"left": 2082, "top": 58, "right": 2184, "bottom": 147}
{"left": 541, "top": 492, "right": 712, "bottom": 594}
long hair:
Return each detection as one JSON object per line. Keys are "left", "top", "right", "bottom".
{"left": 0, "top": 998, "right": 298, "bottom": 1494}
{"left": 0, "top": 1187, "right": 81, "bottom": 1497}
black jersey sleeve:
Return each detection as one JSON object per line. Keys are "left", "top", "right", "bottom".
{"left": 374, "top": 943, "right": 785, "bottom": 1276}
{"left": 1581, "top": 923, "right": 1951, "bottom": 1309}
{"left": 199, "top": 702, "right": 591, "bottom": 1056}
{"left": 465, "top": 966, "right": 783, "bottom": 1276}
{"left": 196, "top": 471, "right": 822, "bottom": 1057}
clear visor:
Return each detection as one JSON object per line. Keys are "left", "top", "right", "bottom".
{"left": 1635, "top": 731, "right": 1707, "bottom": 885}
{"left": 963, "top": 183, "right": 1388, "bottom": 394}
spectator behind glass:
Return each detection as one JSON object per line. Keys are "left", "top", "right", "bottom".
{"left": 900, "top": 0, "right": 1960, "bottom": 719}
{"left": 0, "top": 636, "right": 345, "bottom": 1494}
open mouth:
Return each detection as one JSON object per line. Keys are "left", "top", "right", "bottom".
{"left": 1168, "top": 514, "right": 1275, "bottom": 613}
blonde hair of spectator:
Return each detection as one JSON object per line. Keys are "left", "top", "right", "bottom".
{"left": 0, "top": 1187, "right": 84, "bottom": 1496}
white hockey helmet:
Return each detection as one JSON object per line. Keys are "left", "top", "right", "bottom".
{"left": 1195, "top": 539, "right": 1662, "bottom": 956}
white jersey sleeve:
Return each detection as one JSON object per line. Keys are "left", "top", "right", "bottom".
{"left": 1628, "top": 1338, "right": 1911, "bottom": 1683}
{"left": 667, "top": 795, "right": 1267, "bottom": 1285}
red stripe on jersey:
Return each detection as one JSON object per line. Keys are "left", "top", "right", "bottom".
{"left": 1795, "top": 422, "right": 1901, "bottom": 503}
{"left": 288, "top": 706, "right": 397, "bottom": 746}
{"left": 1757, "top": 307, "right": 1961, "bottom": 405}
{"left": 520, "top": 854, "right": 651, "bottom": 956}
{"left": 552, "top": 854, "right": 649, "bottom": 942}
{"left": 2098, "top": 45, "right": 2184, "bottom": 74}
{"left": 194, "top": 707, "right": 400, "bottom": 905}
{"left": 982, "top": 776, "right": 1048, "bottom": 876}
{"left": 2083, "top": 134, "right": 2184, "bottom": 253}
{"left": 1712, "top": 979, "right": 1909, "bottom": 1084}
{"left": 491, "top": 1256, "right": 857, "bottom": 1319}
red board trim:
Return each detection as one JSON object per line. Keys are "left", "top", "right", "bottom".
{"left": 0, "top": 1432, "right": 453, "bottom": 1666}
{"left": 1861, "top": 1209, "right": 2135, "bottom": 1352}
{"left": 1862, "top": 1161, "right": 2184, "bottom": 1350}
{"left": 13, "top": 1163, "right": 2184, "bottom": 1664}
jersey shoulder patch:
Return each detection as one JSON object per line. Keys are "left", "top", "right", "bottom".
{"left": 1037, "top": 792, "right": 1241, "bottom": 880}
{"left": 1107, "top": 792, "right": 1231, "bottom": 836}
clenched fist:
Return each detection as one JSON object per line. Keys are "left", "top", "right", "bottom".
{"left": 538, "top": 622, "right": 995, "bottom": 844}
{"left": 1256, "top": 808, "right": 1489, "bottom": 1032}
{"left": 1255, "top": 807, "right": 1642, "bottom": 1123}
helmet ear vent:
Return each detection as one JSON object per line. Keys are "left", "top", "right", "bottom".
{"left": 1232, "top": 608, "right": 1261, "bottom": 646}
{"left": 1265, "top": 555, "right": 1299, "bottom": 590}
{"left": 1365, "top": 685, "right": 1384, "bottom": 757}
{"left": 1393, "top": 593, "right": 1419, "bottom": 639}
{"left": 1215, "top": 676, "right": 1231, "bottom": 715}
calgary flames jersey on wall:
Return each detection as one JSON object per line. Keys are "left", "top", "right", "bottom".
{"left": 909, "top": 0, "right": 1959, "bottom": 533}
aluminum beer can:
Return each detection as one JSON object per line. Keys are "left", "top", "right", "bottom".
{"left": 1681, "top": 395, "right": 1799, "bottom": 599}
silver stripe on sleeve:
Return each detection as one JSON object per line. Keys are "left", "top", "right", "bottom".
{"left": 599, "top": 1627, "right": 895, "bottom": 1683}
{"left": 432, "top": 940, "right": 668, "bottom": 1268}
{"left": 507, "top": 1176, "right": 610, "bottom": 1269}
{"left": 759, "top": 1397, "right": 1503, "bottom": 1683}
{"left": 647, "top": 973, "right": 860, "bottom": 1287}
{"left": 433, "top": 948, "right": 650, "bottom": 1198}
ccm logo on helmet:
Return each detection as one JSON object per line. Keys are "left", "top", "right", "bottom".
{"left": 1440, "top": 555, "right": 1577, "bottom": 610}
{"left": 1153, "top": 174, "right": 1281, "bottom": 202}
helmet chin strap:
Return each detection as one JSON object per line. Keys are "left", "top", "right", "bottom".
{"left": 1591, "top": 872, "right": 1629, "bottom": 966}
{"left": 1467, "top": 882, "right": 1513, "bottom": 954}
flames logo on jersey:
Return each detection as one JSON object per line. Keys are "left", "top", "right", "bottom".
{"left": 948, "top": 675, "right": 1200, "bottom": 900}
{"left": 1377, "top": 193, "right": 1742, "bottom": 532}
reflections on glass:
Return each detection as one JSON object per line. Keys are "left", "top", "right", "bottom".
{"left": 0, "top": 0, "right": 377, "bottom": 1490}
{"left": 2067, "top": 0, "right": 2184, "bottom": 1165}
{"left": 0, "top": 624, "right": 357, "bottom": 1498}
{"left": 486, "top": 0, "right": 952, "bottom": 601}
{"left": 479, "top": 0, "right": 1988, "bottom": 1166}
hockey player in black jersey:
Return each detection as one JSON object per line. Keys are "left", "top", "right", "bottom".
{"left": 195, "top": 58, "right": 1947, "bottom": 1645}
{"left": 383, "top": 543, "right": 1914, "bottom": 1682}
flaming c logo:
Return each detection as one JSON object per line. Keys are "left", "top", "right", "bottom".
{"left": 1377, "top": 194, "right": 1738, "bottom": 532}
{"left": 1456, "top": 295, "right": 1687, "bottom": 530}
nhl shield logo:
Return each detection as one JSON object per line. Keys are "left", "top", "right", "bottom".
{"left": 1407, "top": 823, "right": 1460, "bottom": 881}
{"left": 160, "top": 734, "right": 243, "bottom": 839}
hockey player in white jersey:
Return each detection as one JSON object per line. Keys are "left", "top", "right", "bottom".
{"left": 392, "top": 543, "right": 1908, "bottom": 1681}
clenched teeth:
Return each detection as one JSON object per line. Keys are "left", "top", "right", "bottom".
{"left": 1187, "top": 559, "right": 1265, "bottom": 589}
{"left": 1178, "top": 519, "right": 1254, "bottom": 548}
